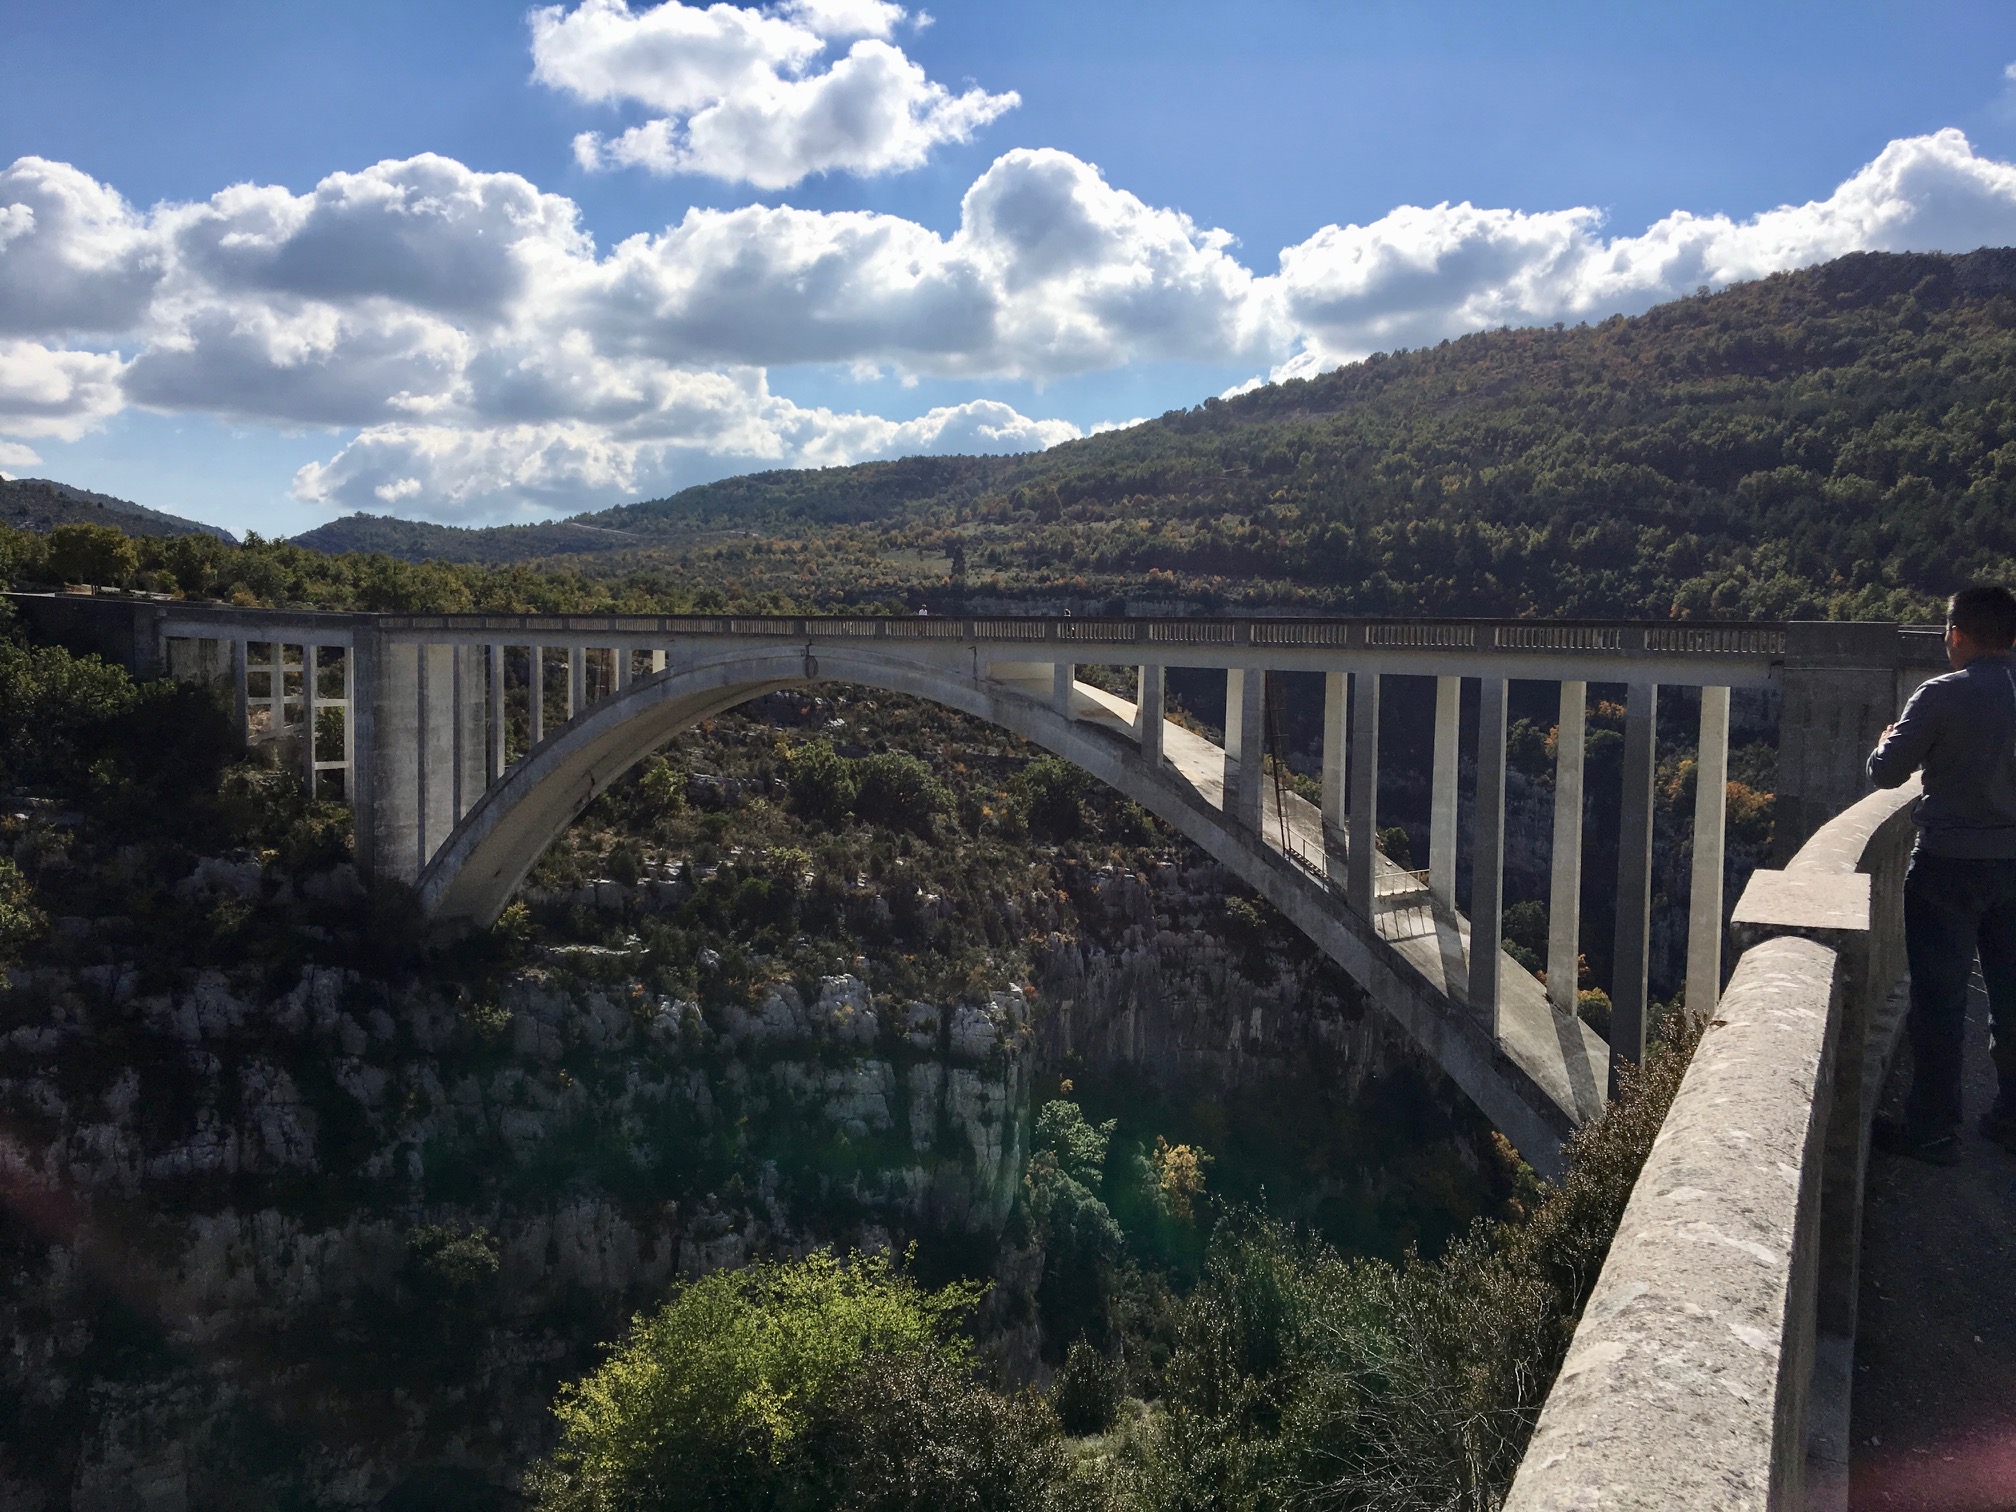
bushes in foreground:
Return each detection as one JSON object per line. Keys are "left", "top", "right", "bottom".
{"left": 528, "top": 1019, "right": 1699, "bottom": 1511}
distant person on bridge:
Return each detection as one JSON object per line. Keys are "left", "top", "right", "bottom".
{"left": 1868, "top": 583, "right": 2016, "bottom": 1165}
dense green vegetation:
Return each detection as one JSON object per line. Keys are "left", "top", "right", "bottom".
{"left": 522, "top": 1027, "right": 1694, "bottom": 1512}
{"left": 289, "top": 249, "right": 2016, "bottom": 625}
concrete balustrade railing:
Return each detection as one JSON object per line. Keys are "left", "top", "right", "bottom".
{"left": 1503, "top": 776, "right": 1921, "bottom": 1512}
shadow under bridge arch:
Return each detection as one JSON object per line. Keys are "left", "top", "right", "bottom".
{"left": 415, "top": 641, "right": 1593, "bottom": 1174}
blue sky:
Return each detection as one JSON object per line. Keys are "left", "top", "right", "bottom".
{"left": 4, "top": 0, "right": 2016, "bottom": 537}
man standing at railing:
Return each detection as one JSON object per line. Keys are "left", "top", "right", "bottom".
{"left": 1867, "top": 584, "right": 2016, "bottom": 1165}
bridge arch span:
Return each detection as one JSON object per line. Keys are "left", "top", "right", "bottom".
{"left": 416, "top": 641, "right": 1589, "bottom": 1173}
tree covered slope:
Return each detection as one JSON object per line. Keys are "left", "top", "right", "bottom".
{"left": 275, "top": 247, "right": 2016, "bottom": 620}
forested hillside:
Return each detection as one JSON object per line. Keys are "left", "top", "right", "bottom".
{"left": 0, "top": 477, "right": 234, "bottom": 543}
{"left": 287, "top": 248, "right": 2016, "bottom": 624}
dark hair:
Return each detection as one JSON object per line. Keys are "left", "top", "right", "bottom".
{"left": 1948, "top": 585, "right": 2016, "bottom": 649}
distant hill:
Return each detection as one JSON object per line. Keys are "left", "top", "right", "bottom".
{"left": 290, "top": 512, "right": 657, "bottom": 563}
{"left": 0, "top": 477, "right": 236, "bottom": 542}
{"left": 247, "top": 246, "right": 2016, "bottom": 621}
{"left": 288, "top": 456, "right": 1010, "bottom": 563}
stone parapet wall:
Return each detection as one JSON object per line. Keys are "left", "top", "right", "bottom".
{"left": 1504, "top": 778, "right": 1920, "bottom": 1512}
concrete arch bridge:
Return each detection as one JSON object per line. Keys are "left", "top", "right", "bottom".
{"left": 16, "top": 595, "right": 1942, "bottom": 1176}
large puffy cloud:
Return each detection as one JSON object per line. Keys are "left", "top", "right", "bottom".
{"left": 0, "top": 158, "right": 161, "bottom": 336}
{"left": 574, "top": 149, "right": 1269, "bottom": 377}
{"left": 533, "top": 0, "right": 1014, "bottom": 190}
{"left": 9, "top": 129, "right": 2016, "bottom": 521}
{"left": 1272, "top": 128, "right": 2016, "bottom": 377}
{"left": 292, "top": 387, "right": 1081, "bottom": 518}
{"left": 0, "top": 340, "right": 126, "bottom": 440}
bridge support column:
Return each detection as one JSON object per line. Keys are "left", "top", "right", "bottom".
{"left": 455, "top": 645, "right": 485, "bottom": 821}
{"left": 1054, "top": 662, "right": 1075, "bottom": 720}
{"left": 1687, "top": 685, "right": 1732, "bottom": 1019}
{"left": 1611, "top": 681, "right": 1658, "bottom": 1094}
{"left": 487, "top": 644, "right": 505, "bottom": 783}
{"left": 230, "top": 639, "right": 249, "bottom": 749}
{"left": 615, "top": 647, "right": 632, "bottom": 692}
{"left": 419, "top": 644, "right": 456, "bottom": 863}
{"left": 1224, "top": 668, "right": 1265, "bottom": 831}
{"left": 1135, "top": 664, "right": 1164, "bottom": 765}
{"left": 568, "top": 646, "right": 586, "bottom": 720}
{"left": 1347, "top": 671, "right": 1379, "bottom": 914}
{"left": 1470, "top": 676, "right": 1508, "bottom": 1025}
{"left": 650, "top": 649, "right": 666, "bottom": 674}
{"left": 368, "top": 639, "right": 423, "bottom": 882}
{"left": 1320, "top": 671, "right": 1346, "bottom": 837}
{"left": 299, "top": 643, "right": 320, "bottom": 794}
{"left": 1547, "top": 681, "right": 1587, "bottom": 1017}
{"left": 529, "top": 647, "right": 545, "bottom": 746}
{"left": 1429, "top": 675, "right": 1460, "bottom": 908}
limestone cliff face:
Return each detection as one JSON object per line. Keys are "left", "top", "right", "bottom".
{"left": 0, "top": 837, "right": 1456, "bottom": 1508}
{"left": 0, "top": 892, "right": 1036, "bottom": 1510}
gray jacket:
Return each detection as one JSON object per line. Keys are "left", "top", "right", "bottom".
{"left": 1868, "top": 651, "right": 2016, "bottom": 858}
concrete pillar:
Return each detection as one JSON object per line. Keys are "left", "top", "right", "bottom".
{"left": 1053, "top": 661, "right": 1075, "bottom": 719}
{"left": 1429, "top": 675, "right": 1460, "bottom": 907}
{"left": 456, "top": 645, "right": 486, "bottom": 822}
{"left": 341, "top": 643, "right": 355, "bottom": 800}
{"left": 1611, "top": 681, "right": 1659, "bottom": 1094}
{"left": 615, "top": 646, "right": 632, "bottom": 691}
{"left": 231, "top": 639, "right": 249, "bottom": 748}
{"left": 1321, "top": 671, "right": 1347, "bottom": 834}
{"left": 1774, "top": 622, "right": 1904, "bottom": 862}
{"left": 650, "top": 649, "right": 667, "bottom": 674}
{"left": 487, "top": 644, "right": 506, "bottom": 783}
{"left": 1686, "top": 685, "right": 1732, "bottom": 1020}
{"left": 1470, "top": 676, "right": 1509, "bottom": 1026}
{"left": 368, "top": 638, "right": 422, "bottom": 881}
{"left": 529, "top": 646, "right": 545, "bottom": 746}
{"left": 1224, "top": 667, "right": 1265, "bottom": 831}
{"left": 265, "top": 643, "right": 283, "bottom": 747}
{"left": 1347, "top": 671, "right": 1379, "bottom": 915}
{"left": 568, "top": 645, "right": 586, "bottom": 719}
{"left": 1547, "top": 681, "right": 1588, "bottom": 1018}
{"left": 300, "top": 644, "right": 320, "bottom": 794}
{"left": 1136, "top": 664, "right": 1165, "bottom": 765}
{"left": 419, "top": 643, "right": 456, "bottom": 865}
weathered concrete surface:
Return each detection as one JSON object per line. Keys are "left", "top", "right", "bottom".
{"left": 1504, "top": 935, "right": 1842, "bottom": 1512}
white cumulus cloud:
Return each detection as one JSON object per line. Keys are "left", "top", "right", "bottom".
{"left": 7, "top": 127, "right": 2016, "bottom": 523}
{"left": 1270, "top": 127, "right": 2016, "bottom": 377}
{"left": 291, "top": 387, "right": 1079, "bottom": 519}
{"left": 533, "top": 0, "right": 1015, "bottom": 189}
{"left": 0, "top": 339, "right": 127, "bottom": 440}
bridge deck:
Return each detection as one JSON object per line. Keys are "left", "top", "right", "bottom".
{"left": 1070, "top": 680, "right": 1610, "bottom": 1125}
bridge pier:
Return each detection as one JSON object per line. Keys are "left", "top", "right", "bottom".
{"left": 1547, "top": 681, "right": 1587, "bottom": 1017}
{"left": 1470, "top": 676, "right": 1508, "bottom": 1027}
{"left": 1429, "top": 675, "right": 1460, "bottom": 909}
{"left": 1135, "top": 664, "right": 1164, "bottom": 765}
{"left": 1346, "top": 671, "right": 1378, "bottom": 916}
{"left": 1224, "top": 668, "right": 1265, "bottom": 832}
{"left": 1610, "top": 681, "right": 1658, "bottom": 1093}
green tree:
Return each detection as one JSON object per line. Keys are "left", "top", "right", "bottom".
{"left": 45, "top": 523, "right": 138, "bottom": 588}
{"left": 852, "top": 750, "right": 951, "bottom": 835}
{"left": 784, "top": 738, "right": 857, "bottom": 824}
{"left": 526, "top": 1250, "right": 988, "bottom": 1512}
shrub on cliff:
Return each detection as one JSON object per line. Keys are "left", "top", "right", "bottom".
{"left": 526, "top": 1249, "right": 1053, "bottom": 1512}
